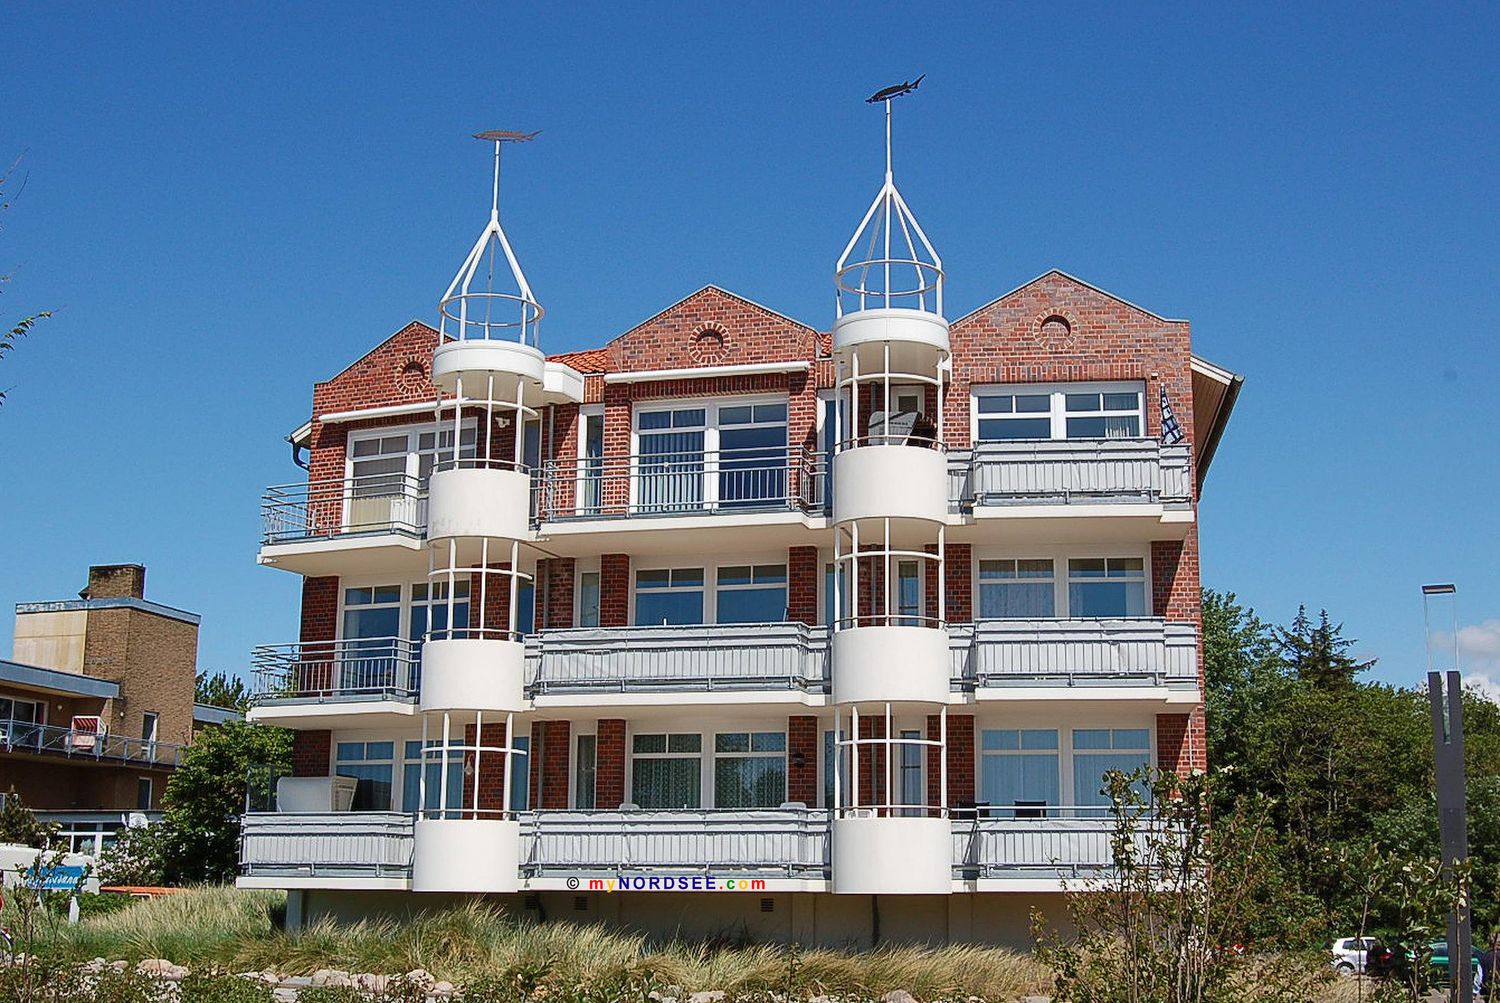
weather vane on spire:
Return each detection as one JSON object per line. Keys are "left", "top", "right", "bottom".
{"left": 472, "top": 129, "right": 541, "bottom": 219}
{"left": 864, "top": 75, "right": 924, "bottom": 179}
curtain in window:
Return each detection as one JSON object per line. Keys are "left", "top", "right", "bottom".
{"left": 639, "top": 410, "right": 705, "bottom": 512}
{"left": 714, "top": 757, "right": 786, "bottom": 808}
{"left": 632, "top": 758, "right": 701, "bottom": 809}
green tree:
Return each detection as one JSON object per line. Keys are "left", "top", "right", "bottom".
{"left": 156, "top": 721, "right": 291, "bottom": 884}
{"left": 1273, "top": 604, "right": 1377, "bottom": 689}
{"left": 0, "top": 787, "right": 57, "bottom": 848}
{"left": 0, "top": 156, "right": 50, "bottom": 406}
{"left": 195, "top": 670, "right": 251, "bottom": 712}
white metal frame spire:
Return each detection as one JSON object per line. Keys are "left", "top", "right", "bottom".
{"left": 439, "top": 130, "right": 545, "bottom": 346}
{"left": 835, "top": 81, "right": 943, "bottom": 319}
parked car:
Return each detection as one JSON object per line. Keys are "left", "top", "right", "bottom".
{"left": 1330, "top": 936, "right": 1379, "bottom": 975}
{"left": 1367, "top": 939, "right": 1484, "bottom": 992}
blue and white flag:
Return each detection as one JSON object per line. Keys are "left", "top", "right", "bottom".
{"left": 1159, "top": 385, "right": 1185, "bottom": 445}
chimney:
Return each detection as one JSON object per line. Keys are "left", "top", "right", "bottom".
{"left": 80, "top": 564, "right": 147, "bottom": 600}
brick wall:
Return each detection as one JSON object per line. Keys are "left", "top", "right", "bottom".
{"left": 539, "top": 558, "right": 576, "bottom": 629}
{"left": 461, "top": 721, "right": 509, "bottom": 814}
{"left": 82, "top": 605, "right": 198, "bottom": 747}
{"left": 596, "top": 719, "right": 626, "bottom": 808}
{"left": 600, "top": 555, "right": 630, "bottom": 628}
{"left": 788, "top": 715, "right": 819, "bottom": 804}
{"left": 927, "top": 713, "right": 975, "bottom": 809}
{"left": 291, "top": 730, "right": 331, "bottom": 777}
{"left": 1157, "top": 710, "right": 1207, "bottom": 776}
{"left": 855, "top": 714, "right": 886, "bottom": 807}
{"left": 945, "top": 544, "right": 973, "bottom": 624}
{"left": 787, "top": 547, "right": 819, "bottom": 625}
{"left": 529, "top": 720, "right": 571, "bottom": 809}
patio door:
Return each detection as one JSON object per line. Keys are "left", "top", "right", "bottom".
{"left": 637, "top": 407, "right": 706, "bottom": 512}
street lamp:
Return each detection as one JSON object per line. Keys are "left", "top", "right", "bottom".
{"left": 1423, "top": 583, "right": 1470, "bottom": 1003}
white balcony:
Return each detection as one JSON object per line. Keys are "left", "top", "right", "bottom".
{"left": 951, "top": 814, "right": 1153, "bottom": 886}
{"left": 525, "top": 623, "right": 829, "bottom": 699}
{"left": 259, "top": 475, "right": 427, "bottom": 577}
{"left": 239, "top": 812, "right": 414, "bottom": 887}
{"left": 520, "top": 809, "right": 831, "bottom": 883}
{"left": 950, "top": 619, "right": 1199, "bottom": 697}
{"left": 248, "top": 637, "right": 421, "bottom": 727}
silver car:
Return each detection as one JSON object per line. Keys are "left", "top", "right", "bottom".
{"left": 1331, "top": 936, "right": 1378, "bottom": 975}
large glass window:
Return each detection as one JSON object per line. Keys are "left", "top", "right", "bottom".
{"left": 631, "top": 733, "right": 702, "bottom": 808}
{"left": 575, "top": 734, "right": 597, "bottom": 809}
{"left": 716, "top": 565, "right": 787, "bottom": 623}
{"left": 579, "top": 410, "right": 605, "bottom": 514}
{"left": 973, "top": 384, "right": 1143, "bottom": 443}
{"left": 637, "top": 408, "right": 706, "bottom": 512}
{"left": 978, "top": 559, "right": 1055, "bottom": 618}
{"left": 635, "top": 568, "right": 705, "bottom": 626}
{"left": 578, "top": 572, "right": 601, "bottom": 628}
{"left": 410, "top": 581, "right": 470, "bottom": 642}
{"left": 718, "top": 402, "right": 788, "bottom": 507}
{"left": 510, "top": 735, "right": 530, "bottom": 812}
{"left": 1067, "top": 558, "right": 1147, "bottom": 617}
{"left": 347, "top": 424, "right": 474, "bottom": 532}
{"left": 896, "top": 560, "right": 923, "bottom": 625}
{"left": 899, "top": 729, "right": 924, "bottom": 815}
{"left": 980, "top": 729, "right": 1060, "bottom": 817}
{"left": 713, "top": 731, "right": 786, "bottom": 808}
{"left": 401, "top": 740, "right": 462, "bottom": 813}
{"left": 335, "top": 741, "right": 394, "bottom": 811}
{"left": 341, "top": 586, "right": 403, "bottom": 691}
{"left": 0, "top": 696, "right": 42, "bottom": 748}
{"left": 1072, "top": 728, "right": 1152, "bottom": 812}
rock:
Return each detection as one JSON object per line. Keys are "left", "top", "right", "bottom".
{"left": 433, "top": 980, "right": 455, "bottom": 996}
{"left": 311, "top": 969, "right": 353, "bottom": 987}
{"left": 282, "top": 976, "right": 313, "bottom": 987}
{"left": 110, "top": 961, "right": 128, "bottom": 974}
{"left": 406, "top": 968, "right": 437, "bottom": 990}
{"left": 354, "top": 973, "right": 390, "bottom": 992}
{"left": 880, "top": 992, "right": 917, "bottom": 1003}
{"left": 273, "top": 988, "right": 299, "bottom": 1003}
{"left": 688, "top": 993, "right": 725, "bottom": 1003}
{"left": 1019, "top": 997, "right": 1053, "bottom": 1003}
{"left": 136, "top": 958, "right": 189, "bottom": 979}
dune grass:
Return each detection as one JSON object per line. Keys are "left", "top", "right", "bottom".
{"left": 14, "top": 888, "right": 1053, "bottom": 999}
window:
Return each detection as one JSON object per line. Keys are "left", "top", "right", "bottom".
{"left": 898, "top": 729, "right": 924, "bottom": 814}
{"left": 1067, "top": 558, "right": 1147, "bottom": 617}
{"left": 631, "top": 733, "right": 701, "bottom": 808}
{"left": 341, "top": 586, "right": 404, "bottom": 691}
{"left": 716, "top": 565, "right": 787, "bottom": 623}
{"left": 823, "top": 562, "right": 841, "bottom": 626}
{"left": 410, "top": 581, "right": 470, "bottom": 642}
{"left": 335, "top": 741, "right": 395, "bottom": 811}
{"left": 0, "top": 696, "right": 43, "bottom": 746}
{"left": 635, "top": 399, "right": 790, "bottom": 512}
{"left": 579, "top": 410, "right": 605, "bottom": 514}
{"left": 973, "top": 384, "right": 1144, "bottom": 443}
{"left": 980, "top": 729, "right": 1059, "bottom": 817}
{"left": 510, "top": 735, "right": 530, "bottom": 812}
{"left": 713, "top": 732, "right": 786, "bottom": 808}
{"left": 896, "top": 560, "right": 923, "bottom": 625}
{"left": 415, "top": 425, "right": 478, "bottom": 479}
{"left": 402, "top": 740, "right": 462, "bottom": 813}
{"left": 575, "top": 734, "right": 597, "bottom": 809}
{"left": 978, "top": 560, "right": 1055, "bottom": 618}
{"left": 718, "top": 402, "right": 788, "bottom": 507}
{"left": 1072, "top": 728, "right": 1152, "bottom": 812}
{"left": 136, "top": 778, "right": 153, "bottom": 810}
{"left": 578, "top": 572, "right": 601, "bottom": 628}
{"left": 347, "top": 423, "right": 476, "bottom": 531}
{"left": 1064, "top": 391, "right": 1141, "bottom": 439}
{"left": 635, "top": 568, "right": 705, "bottom": 626}
{"left": 637, "top": 407, "right": 707, "bottom": 511}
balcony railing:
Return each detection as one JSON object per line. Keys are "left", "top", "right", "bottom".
{"left": 950, "top": 619, "right": 1198, "bottom": 689}
{"left": 240, "top": 812, "right": 414, "bottom": 879}
{"left": 251, "top": 637, "right": 421, "bottom": 705}
{"left": 0, "top": 721, "right": 186, "bottom": 767}
{"left": 520, "top": 809, "right": 830, "bottom": 879}
{"left": 262, "top": 474, "right": 427, "bottom": 546}
{"left": 951, "top": 813, "right": 1149, "bottom": 879}
{"left": 533, "top": 447, "right": 825, "bottom": 523}
{"left": 526, "top": 623, "right": 829, "bottom": 695}
{"left": 948, "top": 440, "right": 1192, "bottom": 509}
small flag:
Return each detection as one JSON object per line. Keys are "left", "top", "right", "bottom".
{"left": 1159, "top": 385, "right": 1185, "bottom": 445}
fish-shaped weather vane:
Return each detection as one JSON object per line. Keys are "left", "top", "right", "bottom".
{"left": 866, "top": 74, "right": 925, "bottom": 104}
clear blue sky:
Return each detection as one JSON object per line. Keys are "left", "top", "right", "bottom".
{"left": 2, "top": 3, "right": 1496, "bottom": 694}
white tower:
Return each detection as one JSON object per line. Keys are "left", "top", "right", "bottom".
{"left": 412, "top": 130, "right": 546, "bottom": 894}
{"left": 828, "top": 80, "right": 952, "bottom": 895}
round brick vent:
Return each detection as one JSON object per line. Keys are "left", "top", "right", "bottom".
{"left": 398, "top": 358, "right": 429, "bottom": 387}
{"left": 689, "top": 324, "right": 728, "bottom": 364}
{"left": 1032, "top": 311, "right": 1079, "bottom": 352}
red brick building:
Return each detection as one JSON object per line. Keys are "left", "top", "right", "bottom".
{"left": 239, "top": 123, "right": 1240, "bottom": 945}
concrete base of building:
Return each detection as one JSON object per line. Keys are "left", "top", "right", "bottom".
{"left": 290, "top": 889, "right": 1068, "bottom": 950}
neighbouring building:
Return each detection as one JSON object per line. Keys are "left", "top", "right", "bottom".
{"left": 239, "top": 110, "right": 1242, "bottom": 946}
{"left": 2, "top": 563, "right": 240, "bottom": 854}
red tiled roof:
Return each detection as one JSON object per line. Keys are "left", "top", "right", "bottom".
{"left": 547, "top": 348, "right": 609, "bottom": 374}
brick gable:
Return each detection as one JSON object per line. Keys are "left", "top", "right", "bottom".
{"left": 604, "top": 286, "right": 820, "bottom": 374}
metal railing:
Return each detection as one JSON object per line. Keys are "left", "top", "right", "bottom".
{"left": 0, "top": 721, "right": 185, "bottom": 767}
{"left": 951, "top": 813, "right": 1149, "bottom": 879}
{"left": 949, "top": 439, "right": 1192, "bottom": 508}
{"left": 526, "top": 622, "right": 829, "bottom": 695}
{"left": 262, "top": 474, "right": 428, "bottom": 545}
{"left": 950, "top": 619, "right": 1199, "bottom": 689}
{"left": 251, "top": 636, "right": 421, "bottom": 704}
{"left": 520, "top": 809, "right": 831, "bottom": 879}
{"left": 240, "top": 812, "right": 414, "bottom": 879}
{"left": 533, "top": 447, "right": 825, "bottom": 522}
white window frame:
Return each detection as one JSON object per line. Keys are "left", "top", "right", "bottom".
{"left": 970, "top": 714, "right": 1156, "bottom": 811}
{"left": 626, "top": 731, "right": 705, "bottom": 809}
{"left": 629, "top": 394, "right": 789, "bottom": 511}
{"left": 970, "top": 381, "right": 1145, "bottom": 443}
{"left": 576, "top": 563, "right": 602, "bottom": 629}
{"left": 345, "top": 419, "right": 479, "bottom": 484}
{"left": 629, "top": 556, "right": 790, "bottom": 626}
{"left": 332, "top": 735, "right": 398, "bottom": 811}
{"left": 575, "top": 404, "right": 606, "bottom": 513}
{"left": 572, "top": 731, "right": 598, "bottom": 809}
{"left": 1064, "top": 556, "right": 1150, "bottom": 620}
{"left": 711, "top": 730, "right": 788, "bottom": 809}
{"left": 978, "top": 727, "right": 1061, "bottom": 817}
{"left": 970, "top": 547, "right": 1153, "bottom": 620}
{"left": 976, "top": 558, "right": 1057, "bottom": 619}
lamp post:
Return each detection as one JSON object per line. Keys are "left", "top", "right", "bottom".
{"left": 1423, "top": 583, "right": 1470, "bottom": 1003}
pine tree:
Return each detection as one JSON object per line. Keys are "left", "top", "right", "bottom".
{"left": 1273, "top": 604, "right": 1377, "bottom": 688}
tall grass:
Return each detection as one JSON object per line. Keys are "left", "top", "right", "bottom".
{"left": 21, "top": 889, "right": 1053, "bottom": 999}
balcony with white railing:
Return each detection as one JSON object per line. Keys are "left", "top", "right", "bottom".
{"left": 520, "top": 809, "right": 831, "bottom": 882}
{"left": 0, "top": 721, "right": 186, "bottom": 768}
{"left": 951, "top": 811, "right": 1150, "bottom": 882}
{"left": 240, "top": 812, "right": 415, "bottom": 882}
{"left": 532, "top": 447, "right": 825, "bottom": 525}
{"left": 525, "top": 623, "right": 829, "bottom": 697}
{"left": 950, "top": 619, "right": 1199, "bottom": 694}
{"left": 259, "top": 474, "right": 429, "bottom": 576}
{"left": 250, "top": 637, "right": 421, "bottom": 708}
{"left": 947, "top": 440, "right": 1192, "bottom": 512}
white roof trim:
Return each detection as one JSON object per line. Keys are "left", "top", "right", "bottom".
{"left": 952, "top": 269, "right": 1188, "bottom": 326}
{"left": 1190, "top": 354, "right": 1237, "bottom": 385}
{"left": 317, "top": 400, "right": 455, "bottom": 424}
{"left": 602, "top": 361, "right": 811, "bottom": 384}
{"left": 288, "top": 420, "right": 314, "bottom": 447}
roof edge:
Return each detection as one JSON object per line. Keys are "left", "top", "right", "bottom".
{"left": 952, "top": 269, "right": 1189, "bottom": 326}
